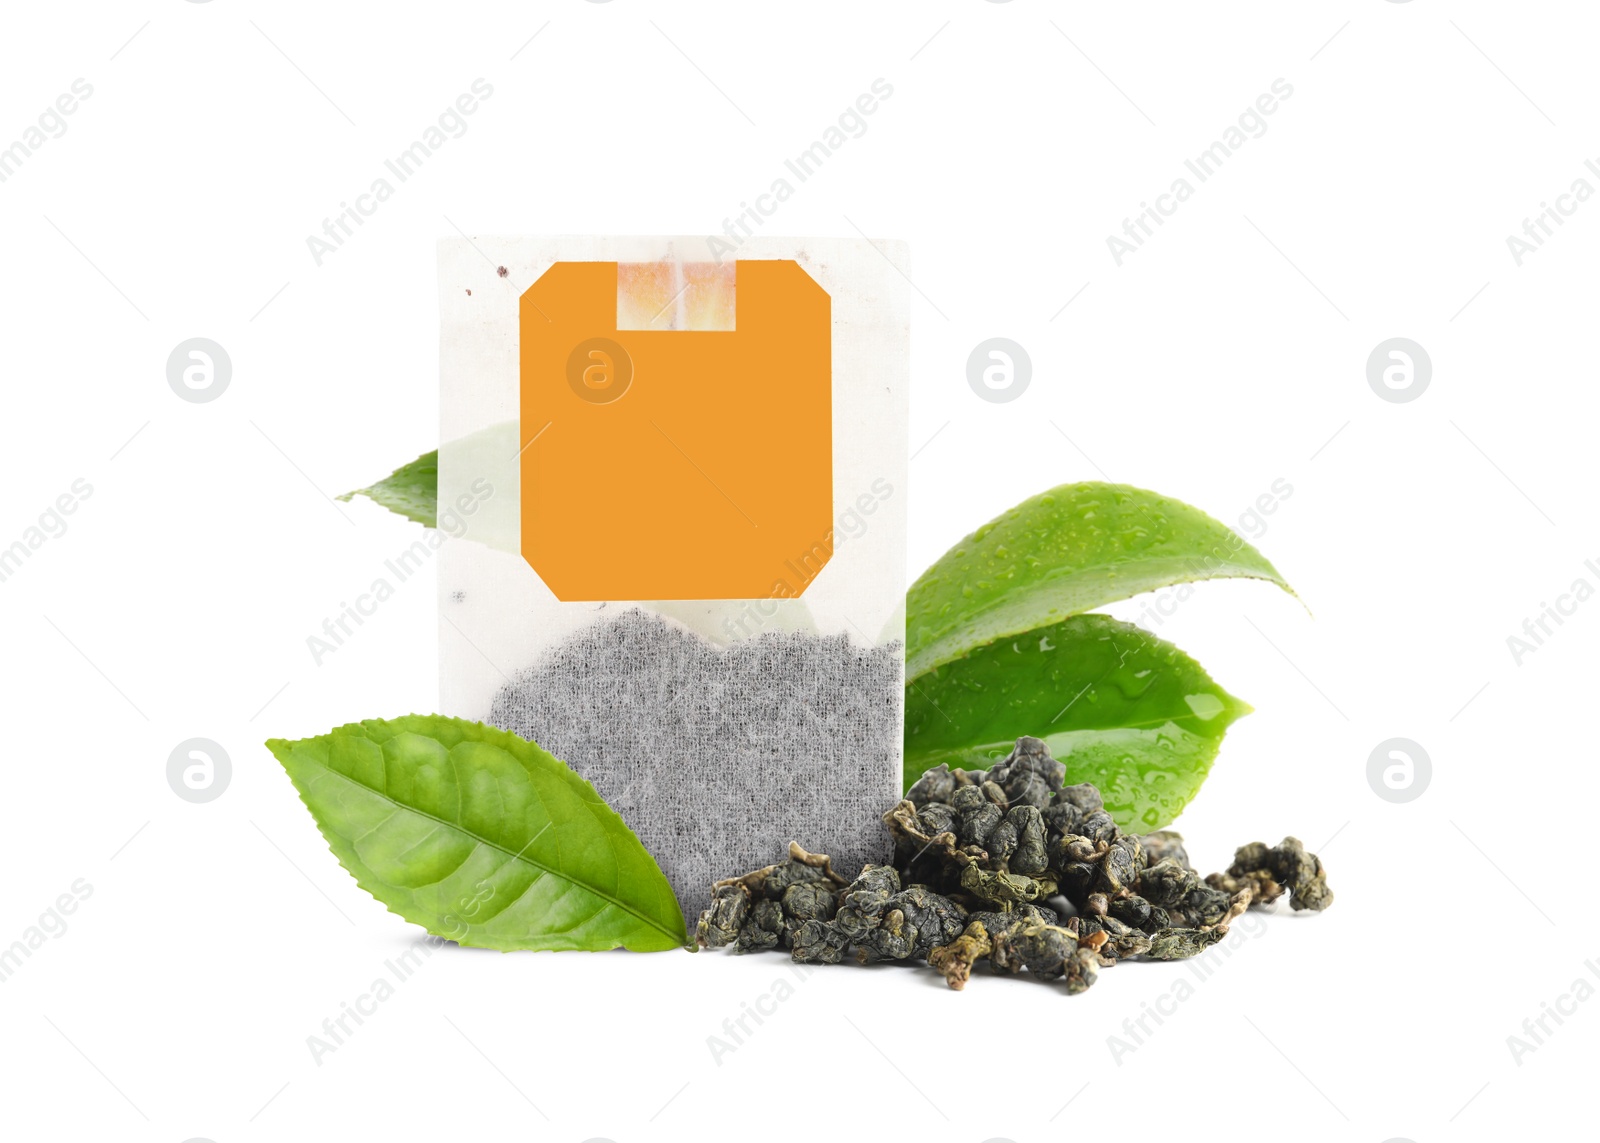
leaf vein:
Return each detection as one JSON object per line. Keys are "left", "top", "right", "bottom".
{"left": 314, "top": 765, "right": 678, "bottom": 941}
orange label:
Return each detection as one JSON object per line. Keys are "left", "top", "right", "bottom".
{"left": 519, "top": 260, "right": 833, "bottom": 601}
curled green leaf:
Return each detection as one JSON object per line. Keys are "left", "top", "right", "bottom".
{"left": 266, "top": 715, "right": 688, "bottom": 952}
{"left": 905, "top": 482, "right": 1293, "bottom": 682}
{"left": 904, "top": 614, "right": 1251, "bottom": 830}
{"left": 337, "top": 450, "right": 438, "bottom": 527}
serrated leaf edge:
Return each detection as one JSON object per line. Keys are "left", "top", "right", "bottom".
{"left": 335, "top": 450, "right": 438, "bottom": 528}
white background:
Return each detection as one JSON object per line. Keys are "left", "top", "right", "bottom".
{"left": 0, "top": 3, "right": 1592, "bottom": 1141}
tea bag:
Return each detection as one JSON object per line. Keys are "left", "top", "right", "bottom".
{"left": 437, "top": 236, "right": 910, "bottom": 921}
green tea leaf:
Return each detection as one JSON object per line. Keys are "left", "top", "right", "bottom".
{"left": 905, "top": 614, "right": 1251, "bottom": 830}
{"left": 337, "top": 450, "right": 437, "bottom": 527}
{"left": 905, "top": 482, "right": 1292, "bottom": 681}
{"left": 266, "top": 715, "right": 687, "bottom": 951}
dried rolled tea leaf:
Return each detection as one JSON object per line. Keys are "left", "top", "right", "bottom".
{"left": 951, "top": 784, "right": 1006, "bottom": 848}
{"left": 991, "top": 804, "right": 1049, "bottom": 875}
{"left": 1210, "top": 837, "right": 1334, "bottom": 912}
{"left": 1076, "top": 809, "right": 1121, "bottom": 847}
{"left": 855, "top": 887, "right": 967, "bottom": 964}
{"left": 697, "top": 882, "right": 752, "bottom": 949}
{"left": 905, "top": 763, "right": 964, "bottom": 807}
{"left": 916, "top": 802, "right": 959, "bottom": 837}
{"left": 1137, "top": 857, "right": 1198, "bottom": 904}
{"left": 983, "top": 736, "right": 1067, "bottom": 808}
{"left": 1134, "top": 860, "right": 1238, "bottom": 929}
{"left": 1140, "top": 829, "right": 1191, "bottom": 868}
{"left": 697, "top": 842, "right": 847, "bottom": 952}
{"left": 1139, "top": 886, "right": 1253, "bottom": 959}
{"left": 1064, "top": 949, "right": 1102, "bottom": 994}
{"left": 928, "top": 905, "right": 1063, "bottom": 991}
{"left": 833, "top": 865, "right": 901, "bottom": 939}
{"left": 883, "top": 802, "right": 967, "bottom": 892}
{"left": 884, "top": 798, "right": 946, "bottom": 854}
{"left": 791, "top": 918, "right": 853, "bottom": 964}
{"left": 1213, "top": 885, "right": 1255, "bottom": 929}
{"left": 1093, "top": 835, "right": 1146, "bottom": 896}
{"left": 1144, "top": 926, "right": 1228, "bottom": 961}
{"left": 726, "top": 841, "right": 847, "bottom": 898}
{"left": 1107, "top": 893, "right": 1163, "bottom": 931}
{"left": 735, "top": 900, "right": 787, "bottom": 952}
{"left": 1049, "top": 842, "right": 1107, "bottom": 902}
{"left": 883, "top": 799, "right": 948, "bottom": 849}
{"left": 1075, "top": 914, "right": 1153, "bottom": 961}
{"left": 1059, "top": 782, "right": 1106, "bottom": 813}
{"left": 956, "top": 860, "right": 1057, "bottom": 909}
{"left": 782, "top": 881, "right": 840, "bottom": 925}
{"left": 988, "top": 917, "right": 1072, "bottom": 975}
{"left": 991, "top": 917, "right": 1100, "bottom": 995}
{"left": 928, "top": 919, "right": 993, "bottom": 991}
{"left": 790, "top": 865, "right": 907, "bottom": 964}
{"left": 1205, "top": 867, "right": 1285, "bottom": 907}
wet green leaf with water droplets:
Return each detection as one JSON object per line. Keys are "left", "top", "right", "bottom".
{"left": 904, "top": 614, "right": 1251, "bottom": 830}
{"left": 905, "top": 482, "right": 1292, "bottom": 682}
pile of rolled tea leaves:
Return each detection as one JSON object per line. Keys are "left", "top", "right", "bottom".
{"left": 696, "top": 737, "right": 1333, "bottom": 993}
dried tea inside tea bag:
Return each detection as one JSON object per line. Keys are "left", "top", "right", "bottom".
{"left": 488, "top": 609, "right": 900, "bottom": 922}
